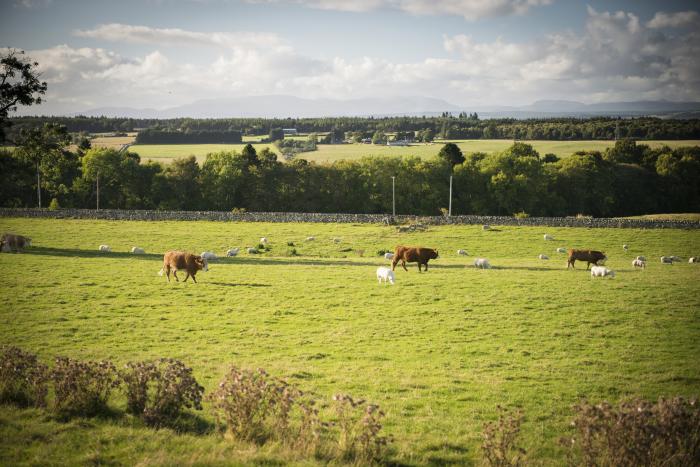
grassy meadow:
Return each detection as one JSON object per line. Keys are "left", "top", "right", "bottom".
{"left": 1, "top": 217, "right": 699, "bottom": 465}
{"left": 121, "top": 139, "right": 700, "bottom": 164}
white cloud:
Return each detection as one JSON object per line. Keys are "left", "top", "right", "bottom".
{"left": 246, "top": 0, "right": 553, "bottom": 19}
{"left": 647, "top": 11, "right": 699, "bottom": 29}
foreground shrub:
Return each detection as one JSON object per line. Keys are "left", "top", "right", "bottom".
{"left": 208, "top": 366, "right": 300, "bottom": 442}
{"left": 0, "top": 346, "right": 48, "bottom": 407}
{"left": 481, "top": 405, "right": 526, "bottom": 467}
{"left": 332, "top": 393, "right": 391, "bottom": 462}
{"left": 562, "top": 397, "right": 700, "bottom": 467}
{"left": 51, "top": 356, "right": 119, "bottom": 416}
{"left": 120, "top": 358, "right": 204, "bottom": 426}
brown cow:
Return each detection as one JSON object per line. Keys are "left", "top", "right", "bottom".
{"left": 0, "top": 233, "right": 32, "bottom": 253}
{"left": 567, "top": 249, "right": 607, "bottom": 270}
{"left": 392, "top": 246, "right": 439, "bottom": 272}
{"left": 158, "top": 251, "right": 208, "bottom": 283}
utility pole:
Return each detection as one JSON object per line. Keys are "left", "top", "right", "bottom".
{"left": 448, "top": 175, "right": 453, "bottom": 217}
{"left": 391, "top": 176, "right": 396, "bottom": 216}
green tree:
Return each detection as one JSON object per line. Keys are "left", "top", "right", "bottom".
{"left": 437, "top": 142, "right": 465, "bottom": 168}
{"left": 1, "top": 49, "right": 47, "bottom": 142}
{"left": 269, "top": 128, "right": 284, "bottom": 142}
{"left": 241, "top": 143, "right": 259, "bottom": 166}
{"left": 14, "top": 123, "right": 71, "bottom": 207}
{"left": 371, "top": 131, "right": 386, "bottom": 145}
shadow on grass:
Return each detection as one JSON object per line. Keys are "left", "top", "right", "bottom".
{"left": 422, "top": 442, "right": 473, "bottom": 466}
{"left": 22, "top": 246, "right": 162, "bottom": 261}
{"left": 208, "top": 281, "right": 271, "bottom": 288}
{"left": 153, "top": 411, "right": 215, "bottom": 436}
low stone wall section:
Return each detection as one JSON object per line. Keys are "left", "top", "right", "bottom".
{"left": 0, "top": 208, "right": 698, "bottom": 229}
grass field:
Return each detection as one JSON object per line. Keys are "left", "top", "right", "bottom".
{"left": 1, "top": 218, "right": 699, "bottom": 465}
{"left": 125, "top": 139, "right": 700, "bottom": 164}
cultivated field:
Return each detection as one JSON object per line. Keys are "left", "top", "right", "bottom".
{"left": 1, "top": 218, "right": 699, "bottom": 465}
{"left": 124, "top": 139, "right": 700, "bottom": 164}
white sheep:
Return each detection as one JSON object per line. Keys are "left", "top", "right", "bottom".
{"left": 305, "top": 236, "right": 315, "bottom": 241}
{"left": 131, "top": 246, "right": 145, "bottom": 254}
{"left": 457, "top": 249, "right": 468, "bottom": 256}
{"left": 544, "top": 234, "right": 554, "bottom": 241}
{"left": 333, "top": 237, "right": 342, "bottom": 243}
{"left": 260, "top": 237, "right": 268, "bottom": 245}
{"left": 635, "top": 256, "right": 646, "bottom": 262}
{"left": 226, "top": 248, "right": 240, "bottom": 257}
{"left": 689, "top": 257, "right": 698, "bottom": 263}
{"left": 591, "top": 265, "right": 615, "bottom": 278}
{"left": 538, "top": 254, "right": 549, "bottom": 260}
{"left": 247, "top": 247, "right": 258, "bottom": 254}
{"left": 556, "top": 247, "right": 567, "bottom": 254}
{"left": 376, "top": 267, "right": 395, "bottom": 285}
{"left": 201, "top": 251, "right": 217, "bottom": 260}
{"left": 384, "top": 252, "right": 394, "bottom": 260}
{"left": 632, "top": 259, "right": 646, "bottom": 268}
{"left": 482, "top": 224, "right": 490, "bottom": 231}
{"left": 623, "top": 244, "right": 629, "bottom": 251}
{"left": 99, "top": 245, "right": 111, "bottom": 252}
{"left": 661, "top": 256, "right": 673, "bottom": 264}
{"left": 474, "top": 258, "right": 491, "bottom": 269}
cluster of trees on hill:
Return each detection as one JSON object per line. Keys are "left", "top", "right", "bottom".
{"left": 2, "top": 137, "right": 698, "bottom": 217}
{"left": 7, "top": 115, "right": 700, "bottom": 142}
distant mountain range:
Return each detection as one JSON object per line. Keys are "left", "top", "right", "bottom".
{"left": 72, "top": 95, "right": 700, "bottom": 119}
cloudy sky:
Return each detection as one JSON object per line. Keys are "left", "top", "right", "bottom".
{"left": 2, "top": 0, "right": 700, "bottom": 114}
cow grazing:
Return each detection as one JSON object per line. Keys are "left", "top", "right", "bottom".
{"left": 201, "top": 251, "right": 217, "bottom": 261}
{"left": 457, "top": 249, "right": 468, "bottom": 256}
{"left": 392, "top": 246, "right": 439, "bottom": 272}
{"left": 538, "top": 254, "right": 549, "bottom": 260}
{"left": 99, "top": 245, "right": 111, "bottom": 252}
{"left": 384, "top": 252, "right": 394, "bottom": 260}
{"left": 474, "top": 258, "right": 491, "bottom": 269}
{"left": 632, "top": 259, "right": 646, "bottom": 268}
{"left": 159, "top": 251, "right": 208, "bottom": 283}
{"left": 131, "top": 247, "right": 145, "bottom": 254}
{"left": 0, "top": 233, "right": 31, "bottom": 253}
{"left": 567, "top": 249, "right": 607, "bottom": 270}
{"left": 556, "top": 247, "right": 567, "bottom": 254}
{"left": 376, "top": 267, "right": 395, "bottom": 285}
{"left": 544, "top": 234, "right": 554, "bottom": 241}
{"left": 226, "top": 248, "right": 240, "bottom": 257}
{"left": 591, "top": 265, "right": 615, "bottom": 278}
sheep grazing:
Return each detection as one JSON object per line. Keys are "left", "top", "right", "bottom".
{"left": 384, "top": 252, "right": 394, "bottom": 260}
{"left": 635, "top": 255, "right": 646, "bottom": 262}
{"left": 544, "top": 234, "right": 554, "bottom": 241}
{"left": 457, "top": 249, "right": 468, "bottom": 256}
{"left": 376, "top": 266, "right": 395, "bottom": 285}
{"left": 660, "top": 256, "right": 674, "bottom": 264}
{"left": 591, "top": 265, "right": 616, "bottom": 278}
{"left": 260, "top": 237, "right": 268, "bottom": 245}
{"left": 305, "top": 236, "right": 315, "bottom": 241}
{"left": 247, "top": 247, "right": 258, "bottom": 254}
{"left": 538, "top": 254, "right": 549, "bottom": 260}
{"left": 670, "top": 255, "right": 682, "bottom": 262}
{"left": 131, "top": 247, "right": 145, "bottom": 254}
{"left": 632, "top": 259, "right": 646, "bottom": 269}
{"left": 688, "top": 257, "right": 698, "bottom": 263}
{"left": 99, "top": 245, "right": 111, "bottom": 252}
{"left": 474, "top": 258, "right": 491, "bottom": 269}
{"left": 226, "top": 248, "right": 240, "bottom": 257}
{"left": 623, "top": 244, "right": 629, "bottom": 251}
{"left": 556, "top": 247, "right": 567, "bottom": 254}
{"left": 200, "top": 251, "right": 217, "bottom": 260}
{"left": 333, "top": 237, "right": 342, "bottom": 243}
{"left": 482, "top": 225, "right": 490, "bottom": 231}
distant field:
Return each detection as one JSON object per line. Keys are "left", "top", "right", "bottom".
{"left": 126, "top": 140, "right": 700, "bottom": 164}
{"left": 0, "top": 217, "right": 698, "bottom": 465}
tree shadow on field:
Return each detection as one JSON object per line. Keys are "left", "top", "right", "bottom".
{"left": 234, "top": 257, "right": 469, "bottom": 269}
{"left": 422, "top": 441, "right": 474, "bottom": 466}
{"left": 21, "top": 246, "right": 161, "bottom": 261}
{"left": 208, "top": 281, "right": 271, "bottom": 288}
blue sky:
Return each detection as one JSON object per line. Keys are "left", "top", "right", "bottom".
{"left": 2, "top": 0, "right": 700, "bottom": 114}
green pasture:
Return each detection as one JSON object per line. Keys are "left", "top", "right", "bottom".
{"left": 1, "top": 218, "right": 699, "bottom": 465}
{"left": 128, "top": 139, "right": 700, "bottom": 164}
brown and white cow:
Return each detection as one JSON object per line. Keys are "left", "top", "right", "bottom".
{"left": 392, "top": 246, "right": 439, "bottom": 272}
{"left": 567, "top": 249, "right": 607, "bottom": 270}
{"left": 158, "top": 251, "right": 208, "bottom": 283}
{"left": 0, "top": 233, "right": 32, "bottom": 253}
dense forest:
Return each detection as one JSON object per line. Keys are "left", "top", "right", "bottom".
{"left": 2, "top": 138, "right": 698, "bottom": 217}
{"left": 6, "top": 115, "right": 700, "bottom": 141}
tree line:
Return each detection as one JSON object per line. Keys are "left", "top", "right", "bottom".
{"left": 6, "top": 115, "right": 700, "bottom": 142}
{"left": 2, "top": 129, "right": 698, "bottom": 217}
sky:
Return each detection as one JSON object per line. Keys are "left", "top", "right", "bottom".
{"left": 2, "top": 0, "right": 700, "bottom": 115}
